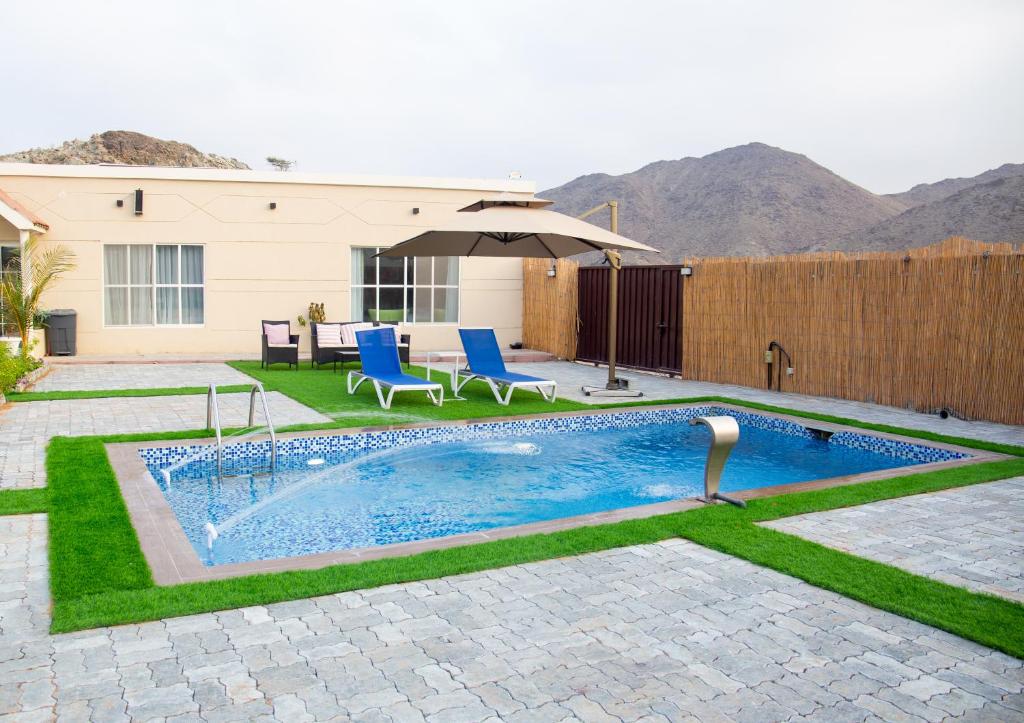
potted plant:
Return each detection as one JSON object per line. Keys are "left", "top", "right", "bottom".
{"left": 297, "top": 303, "right": 325, "bottom": 329}
{"left": 0, "top": 236, "right": 76, "bottom": 360}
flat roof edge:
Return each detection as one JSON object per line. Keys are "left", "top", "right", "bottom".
{"left": 0, "top": 162, "right": 536, "bottom": 193}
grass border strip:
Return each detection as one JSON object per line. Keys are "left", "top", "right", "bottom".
{"left": 0, "top": 488, "right": 47, "bottom": 516}
{"left": 8, "top": 384, "right": 252, "bottom": 402}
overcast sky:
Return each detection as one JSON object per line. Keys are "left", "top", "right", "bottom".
{"left": 3, "top": 0, "right": 1022, "bottom": 193}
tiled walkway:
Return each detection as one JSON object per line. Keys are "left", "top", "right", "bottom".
{"left": 3, "top": 515, "right": 1022, "bottom": 722}
{"left": 765, "top": 477, "right": 1024, "bottom": 603}
{"left": 2, "top": 362, "right": 1023, "bottom": 720}
{"left": 506, "top": 362, "right": 1024, "bottom": 447}
{"left": 29, "top": 363, "right": 257, "bottom": 392}
{"left": 0, "top": 393, "right": 329, "bottom": 489}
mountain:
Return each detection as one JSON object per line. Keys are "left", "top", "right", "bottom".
{"left": 541, "top": 143, "right": 909, "bottom": 263}
{"left": 542, "top": 144, "right": 1024, "bottom": 262}
{"left": 886, "top": 163, "right": 1024, "bottom": 207}
{"left": 826, "top": 175, "right": 1024, "bottom": 252}
{"left": 0, "top": 130, "right": 250, "bottom": 170}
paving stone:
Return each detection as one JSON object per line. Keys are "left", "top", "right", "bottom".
{"left": 0, "top": 385, "right": 326, "bottom": 489}
{"left": 270, "top": 692, "right": 313, "bottom": 722}
{"left": 252, "top": 662, "right": 320, "bottom": 696}
{"left": 2, "top": 504, "right": 1024, "bottom": 722}
{"left": 88, "top": 693, "right": 130, "bottom": 723}
{"left": 379, "top": 700, "right": 427, "bottom": 723}
{"left": 123, "top": 682, "right": 198, "bottom": 719}
{"left": 765, "top": 477, "right": 1024, "bottom": 603}
{"left": 412, "top": 689, "right": 482, "bottom": 716}
{"left": 829, "top": 672, "right": 887, "bottom": 701}
{"left": 423, "top": 701, "right": 498, "bottom": 723}
{"left": 342, "top": 686, "right": 406, "bottom": 715}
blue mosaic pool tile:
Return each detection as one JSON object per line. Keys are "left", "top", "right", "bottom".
{"left": 827, "top": 431, "right": 967, "bottom": 463}
{"left": 139, "top": 405, "right": 969, "bottom": 475}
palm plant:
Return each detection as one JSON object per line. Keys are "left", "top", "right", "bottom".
{"left": 0, "top": 236, "right": 76, "bottom": 356}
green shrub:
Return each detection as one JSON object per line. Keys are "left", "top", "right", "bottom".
{"left": 0, "top": 342, "right": 34, "bottom": 393}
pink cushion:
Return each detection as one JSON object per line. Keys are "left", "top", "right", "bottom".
{"left": 263, "top": 323, "right": 290, "bottom": 345}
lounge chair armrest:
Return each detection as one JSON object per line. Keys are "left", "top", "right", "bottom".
{"left": 289, "top": 334, "right": 300, "bottom": 343}
{"left": 400, "top": 333, "right": 411, "bottom": 345}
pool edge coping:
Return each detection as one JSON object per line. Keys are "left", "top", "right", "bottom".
{"left": 105, "top": 402, "right": 1008, "bottom": 586}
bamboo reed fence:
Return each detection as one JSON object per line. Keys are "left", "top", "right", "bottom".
{"left": 522, "top": 257, "right": 580, "bottom": 360}
{"left": 522, "top": 238, "right": 1024, "bottom": 425}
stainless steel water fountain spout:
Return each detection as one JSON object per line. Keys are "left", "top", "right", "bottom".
{"left": 690, "top": 415, "right": 747, "bottom": 508}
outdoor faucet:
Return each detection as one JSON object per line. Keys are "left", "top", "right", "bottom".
{"left": 689, "top": 416, "right": 746, "bottom": 508}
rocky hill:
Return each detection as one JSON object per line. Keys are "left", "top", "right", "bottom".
{"left": 824, "top": 174, "right": 1024, "bottom": 252}
{"left": 542, "top": 144, "right": 1024, "bottom": 262}
{"left": 541, "top": 143, "right": 909, "bottom": 263}
{"left": 0, "top": 130, "right": 249, "bottom": 169}
{"left": 885, "top": 163, "right": 1024, "bottom": 207}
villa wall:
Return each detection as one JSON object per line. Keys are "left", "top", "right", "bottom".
{"left": 0, "top": 164, "right": 532, "bottom": 355}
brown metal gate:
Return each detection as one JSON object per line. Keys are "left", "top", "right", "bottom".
{"left": 577, "top": 265, "right": 683, "bottom": 374}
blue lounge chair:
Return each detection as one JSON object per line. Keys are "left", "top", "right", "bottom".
{"left": 348, "top": 328, "right": 444, "bottom": 409}
{"left": 455, "top": 328, "right": 557, "bottom": 405}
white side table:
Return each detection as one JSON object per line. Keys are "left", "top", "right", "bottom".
{"left": 423, "top": 351, "right": 464, "bottom": 396}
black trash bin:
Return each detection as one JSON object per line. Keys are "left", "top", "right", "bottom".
{"left": 45, "top": 309, "right": 77, "bottom": 356}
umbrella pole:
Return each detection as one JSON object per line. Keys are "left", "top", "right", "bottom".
{"left": 605, "top": 249, "right": 620, "bottom": 390}
{"left": 582, "top": 201, "right": 642, "bottom": 397}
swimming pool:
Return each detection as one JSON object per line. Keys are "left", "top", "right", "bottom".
{"left": 138, "top": 405, "right": 971, "bottom": 568}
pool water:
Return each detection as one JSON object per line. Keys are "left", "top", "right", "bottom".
{"left": 145, "top": 414, "right": 945, "bottom": 566}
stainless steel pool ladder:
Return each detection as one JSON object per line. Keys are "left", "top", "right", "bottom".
{"left": 206, "top": 383, "right": 278, "bottom": 477}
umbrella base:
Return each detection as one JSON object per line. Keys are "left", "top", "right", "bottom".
{"left": 581, "top": 377, "right": 643, "bottom": 397}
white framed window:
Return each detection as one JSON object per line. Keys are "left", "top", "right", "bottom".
{"left": 104, "top": 244, "right": 204, "bottom": 326}
{"left": 351, "top": 247, "right": 459, "bottom": 324}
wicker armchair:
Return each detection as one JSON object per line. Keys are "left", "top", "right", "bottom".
{"left": 260, "top": 320, "right": 299, "bottom": 369}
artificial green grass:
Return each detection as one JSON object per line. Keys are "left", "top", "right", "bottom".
{"left": 7, "top": 384, "right": 252, "bottom": 402}
{"left": 229, "top": 360, "right": 590, "bottom": 426}
{"left": 0, "top": 488, "right": 47, "bottom": 515}
{"left": 47, "top": 437, "right": 153, "bottom": 602}
{"left": 44, "top": 426, "right": 1024, "bottom": 655}
{"left": 16, "top": 368, "right": 1024, "bottom": 650}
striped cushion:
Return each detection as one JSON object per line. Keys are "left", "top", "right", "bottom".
{"left": 316, "top": 323, "right": 343, "bottom": 347}
{"left": 340, "top": 322, "right": 375, "bottom": 346}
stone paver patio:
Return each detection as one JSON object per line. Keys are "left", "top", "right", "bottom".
{"left": 506, "top": 362, "right": 1024, "bottom": 447}
{"left": 29, "top": 363, "right": 257, "bottom": 392}
{"left": 2, "top": 361, "right": 1023, "bottom": 721}
{"left": 765, "top": 477, "right": 1024, "bottom": 603}
{"left": 0, "top": 392, "right": 329, "bottom": 489}
{"left": 2, "top": 515, "right": 1022, "bottom": 722}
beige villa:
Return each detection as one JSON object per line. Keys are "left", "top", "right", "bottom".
{"left": 0, "top": 162, "right": 535, "bottom": 356}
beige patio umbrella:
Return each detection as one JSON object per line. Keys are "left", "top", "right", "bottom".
{"left": 378, "top": 204, "right": 656, "bottom": 260}
{"left": 378, "top": 202, "right": 659, "bottom": 395}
